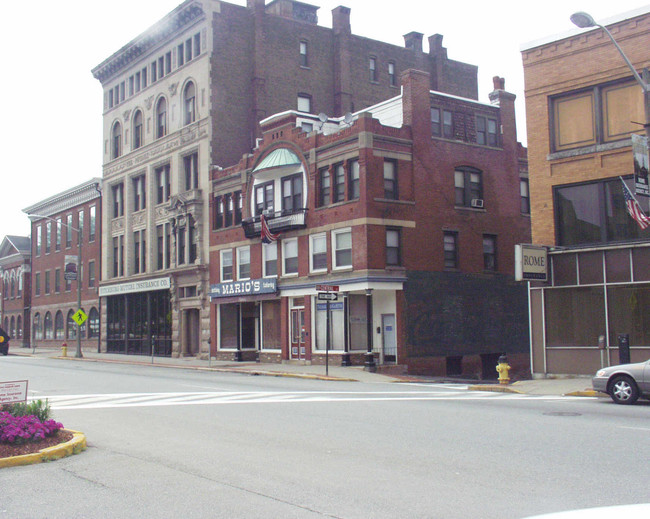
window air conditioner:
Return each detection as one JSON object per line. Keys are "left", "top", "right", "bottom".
{"left": 471, "top": 198, "right": 484, "bottom": 208}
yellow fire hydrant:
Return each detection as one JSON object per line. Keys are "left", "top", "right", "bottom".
{"left": 496, "top": 354, "right": 511, "bottom": 385}
{"left": 61, "top": 342, "right": 68, "bottom": 358}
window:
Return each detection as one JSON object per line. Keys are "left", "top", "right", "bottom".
{"left": 133, "top": 110, "right": 143, "bottom": 149}
{"left": 55, "top": 311, "right": 64, "bottom": 340}
{"left": 255, "top": 182, "right": 274, "bottom": 215}
{"left": 520, "top": 179, "right": 530, "bottom": 215}
{"left": 165, "top": 51, "right": 172, "bottom": 74}
{"left": 299, "top": 40, "right": 308, "bottom": 67}
{"left": 234, "top": 191, "right": 242, "bottom": 225}
{"left": 386, "top": 228, "right": 401, "bottom": 266}
{"left": 189, "top": 224, "right": 197, "bottom": 264}
{"left": 88, "top": 260, "right": 95, "bottom": 288}
{"left": 431, "top": 107, "right": 441, "bottom": 137}
{"left": 369, "top": 56, "right": 377, "bottom": 82}
{"left": 476, "top": 115, "right": 498, "bottom": 146}
{"left": 178, "top": 42, "right": 185, "bottom": 67}
{"left": 35, "top": 225, "right": 41, "bottom": 256}
{"left": 112, "top": 235, "right": 124, "bottom": 277}
{"left": 88, "top": 308, "right": 100, "bottom": 339}
{"left": 133, "top": 175, "right": 146, "bottom": 212}
{"left": 237, "top": 246, "right": 251, "bottom": 280}
{"left": 184, "top": 152, "right": 198, "bottom": 190}
{"left": 151, "top": 61, "right": 157, "bottom": 82}
{"left": 66, "top": 215, "right": 72, "bottom": 248}
{"left": 443, "top": 110, "right": 453, "bottom": 139}
{"left": 214, "top": 195, "right": 224, "bottom": 230}
{"left": 133, "top": 230, "right": 146, "bottom": 274}
{"left": 44, "top": 312, "right": 52, "bottom": 340}
{"left": 184, "top": 82, "right": 196, "bottom": 125}
{"left": 388, "top": 62, "right": 396, "bottom": 87}
{"left": 35, "top": 273, "right": 41, "bottom": 296}
{"left": 297, "top": 94, "right": 311, "bottom": 113}
{"left": 310, "top": 233, "right": 327, "bottom": 272}
{"left": 348, "top": 160, "right": 360, "bottom": 200}
{"left": 46, "top": 222, "right": 52, "bottom": 252}
{"left": 383, "top": 160, "right": 398, "bottom": 200}
{"left": 263, "top": 242, "right": 277, "bottom": 277}
{"left": 555, "top": 176, "right": 650, "bottom": 246}
{"left": 89, "top": 206, "right": 96, "bottom": 242}
{"left": 156, "top": 97, "right": 167, "bottom": 139}
{"left": 221, "top": 250, "right": 233, "bottom": 281}
{"left": 45, "top": 271, "right": 50, "bottom": 294}
{"left": 224, "top": 195, "right": 233, "bottom": 227}
{"left": 318, "top": 167, "right": 330, "bottom": 207}
{"left": 454, "top": 167, "right": 482, "bottom": 207}
{"left": 112, "top": 183, "right": 124, "bottom": 218}
{"left": 55, "top": 218, "right": 61, "bottom": 251}
{"left": 141, "top": 67, "right": 147, "bottom": 88}
{"left": 283, "top": 239, "right": 298, "bottom": 275}
{"left": 55, "top": 268, "right": 60, "bottom": 293}
{"left": 33, "top": 313, "right": 42, "bottom": 340}
{"left": 158, "top": 56, "right": 165, "bottom": 78}
{"left": 332, "top": 229, "right": 352, "bottom": 269}
{"left": 333, "top": 164, "right": 345, "bottom": 203}
{"left": 155, "top": 164, "right": 170, "bottom": 204}
{"left": 444, "top": 232, "right": 458, "bottom": 269}
{"left": 111, "top": 121, "right": 122, "bottom": 159}
{"left": 78, "top": 210, "right": 84, "bottom": 242}
{"left": 177, "top": 227, "right": 185, "bottom": 265}
{"left": 483, "top": 235, "right": 497, "bottom": 271}
{"left": 282, "top": 174, "right": 303, "bottom": 212}
{"left": 193, "top": 33, "right": 201, "bottom": 56}
{"left": 552, "top": 80, "right": 644, "bottom": 152}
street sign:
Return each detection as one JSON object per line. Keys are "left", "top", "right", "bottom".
{"left": 72, "top": 309, "right": 88, "bottom": 326}
{"left": 317, "top": 292, "right": 338, "bottom": 301}
{"left": 316, "top": 284, "right": 339, "bottom": 292}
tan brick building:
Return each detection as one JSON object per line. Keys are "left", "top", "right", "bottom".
{"left": 522, "top": 7, "right": 650, "bottom": 375}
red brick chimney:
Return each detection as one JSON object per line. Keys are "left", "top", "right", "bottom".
{"left": 401, "top": 69, "right": 432, "bottom": 141}
{"left": 332, "top": 6, "right": 351, "bottom": 35}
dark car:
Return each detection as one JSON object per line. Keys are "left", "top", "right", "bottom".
{"left": 592, "top": 359, "right": 650, "bottom": 404}
{"left": 0, "top": 326, "right": 9, "bottom": 356}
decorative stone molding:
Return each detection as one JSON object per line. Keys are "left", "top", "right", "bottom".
{"left": 132, "top": 212, "right": 147, "bottom": 228}
{"left": 111, "top": 217, "right": 125, "bottom": 233}
{"left": 169, "top": 83, "right": 179, "bottom": 97}
{"left": 145, "top": 95, "right": 154, "bottom": 111}
{"left": 123, "top": 109, "right": 131, "bottom": 122}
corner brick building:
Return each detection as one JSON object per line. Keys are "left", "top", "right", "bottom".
{"left": 91, "top": 0, "right": 500, "bottom": 360}
{"left": 0, "top": 236, "right": 32, "bottom": 348}
{"left": 522, "top": 7, "right": 650, "bottom": 375}
{"left": 208, "top": 69, "right": 530, "bottom": 377}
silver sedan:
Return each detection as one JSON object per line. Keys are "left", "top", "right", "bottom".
{"left": 592, "top": 359, "right": 650, "bottom": 405}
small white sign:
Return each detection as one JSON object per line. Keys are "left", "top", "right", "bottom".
{"left": 0, "top": 380, "right": 28, "bottom": 404}
{"left": 515, "top": 244, "right": 548, "bottom": 281}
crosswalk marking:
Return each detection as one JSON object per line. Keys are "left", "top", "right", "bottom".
{"left": 34, "top": 389, "right": 584, "bottom": 410}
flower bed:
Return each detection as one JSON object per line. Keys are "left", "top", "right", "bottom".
{"left": 0, "top": 412, "right": 64, "bottom": 444}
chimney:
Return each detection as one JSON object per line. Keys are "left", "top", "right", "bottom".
{"left": 247, "top": 0, "right": 264, "bottom": 9}
{"left": 332, "top": 6, "right": 351, "bottom": 35}
{"left": 401, "top": 69, "right": 432, "bottom": 141}
{"left": 428, "top": 34, "right": 447, "bottom": 58}
{"left": 492, "top": 76, "right": 505, "bottom": 91}
{"left": 488, "top": 76, "right": 517, "bottom": 152}
{"left": 403, "top": 32, "right": 423, "bottom": 53}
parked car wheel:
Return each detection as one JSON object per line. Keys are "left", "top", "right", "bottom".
{"left": 609, "top": 375, "right": 639, "bottom": 405}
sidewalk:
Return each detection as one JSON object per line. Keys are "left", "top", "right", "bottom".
{"left": 7, "top": 346, "right": 602, "bottom": 397}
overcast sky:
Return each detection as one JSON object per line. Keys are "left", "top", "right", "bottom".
{"left": 1, "top": 0, "right": 647, "bottom": 240}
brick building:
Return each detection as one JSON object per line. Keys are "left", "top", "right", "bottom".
{"left": 0, "top": 236, "right": 31, "bottom": 348}
{"left": 22, "top": 179, "right": 102, "bottom": 352}
{"left": 91, "top": 0, "right": 488, "bottom": 359}
{"left": 522, "top": 7, "right": 650, "bottom": 375}
{"left": 208, "top": 69, "right": 530, "bottom": 377}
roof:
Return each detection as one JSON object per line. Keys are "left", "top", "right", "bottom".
{"left": 253, "top": 148, "right": 301, "bottom": 172}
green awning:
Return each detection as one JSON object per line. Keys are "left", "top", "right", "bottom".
{"left": 253, "top": 148, "right": 301, "bottom": 172}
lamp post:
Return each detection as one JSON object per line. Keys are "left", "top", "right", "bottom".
{"left": 29, "top": 214, "right": 83, "bottom": 358}
{"left": 570, "top": 11, "right": 650, "bottom": 143}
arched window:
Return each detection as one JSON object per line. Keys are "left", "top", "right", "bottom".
{"left": 183, "top": 82, "right": 196, "bottom": 125}
{"left": 3, "top": 278, "right": 8, "bottom": 299}
{"left": 112, "top": 121, "right": 122, "bottom": 159}
{"left": 133, "top": 110, "right": 143, "bottom": 149}
{"left": 156, "top": 97, "right": 167, "bottom": 139}
{"left": 88, "top": 307, "right": 100, "bottom": 339}
{"left": 10, "top": 277, "right": 15, "bottom": 298}
{"left": 33, "top": 313, "right": 42, "bottom": 341}
{"left": 44, "top": 312, "right": 53, "bottom": 340}
{"left": 16, "top": 316, "right": 22, "bottom": 339}
{"left": 55, "top": 311, "right": 64, "bottom": 340}
{"left": 66, "top": 310, "right": 77, "bottom": 340}
{"left": 10, "top": 316, "right": 15, "bottom": 338}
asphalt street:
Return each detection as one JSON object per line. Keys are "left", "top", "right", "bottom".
{"left": 1, "top": 356, "right": 649, "bottom": 519}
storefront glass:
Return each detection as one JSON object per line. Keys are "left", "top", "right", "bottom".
{"left": 545, "top": 287, "right": 605, "bottom": 347}
{"left": 607, "top": 284, "right": 650, "bottom": 347}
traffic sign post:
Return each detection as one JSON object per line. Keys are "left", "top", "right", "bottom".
{"left": 315, "top": 285, "right": 340, "bottom": 377}
{"left": 317, "top": 292, "right": 338, "bottom": 301}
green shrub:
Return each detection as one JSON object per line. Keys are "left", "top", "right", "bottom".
{"left": 1, "top": 399, "right": 52, "bottom": 422}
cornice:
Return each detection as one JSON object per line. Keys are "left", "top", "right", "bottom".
{"left": 23, "top": 178, "right": 102, "bottom": 219}
{"left": 91, "top": 1, "right": 206, "bottom": 84}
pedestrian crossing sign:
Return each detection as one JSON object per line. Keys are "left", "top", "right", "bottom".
{"left": 72, "top": 309, "right": 88, "bottom": 326}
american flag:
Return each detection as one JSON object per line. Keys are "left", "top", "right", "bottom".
{"left": 261, "top": 214, "right": 280, "bottom": 243}
{"left": 621, "top": 179, "right": 650, "bottom": 230}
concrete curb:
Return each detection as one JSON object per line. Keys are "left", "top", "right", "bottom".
{"left": 0, "top": 429, "right": 87, "bottom": 469}
{"left": 566, "top": 390, "right": 607, "bottom": 397}
{"left": 468, "top": 384, "right": 524, "bottom": 394}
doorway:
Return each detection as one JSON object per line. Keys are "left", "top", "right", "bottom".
{"left": 290, "top": 308, "right": 305, "bottom": 360}
{"left": 183, "top": 308, "right": 200, "bottom": 356}
{"left": 381, "top": 314, "right": 397, "bottom": 364}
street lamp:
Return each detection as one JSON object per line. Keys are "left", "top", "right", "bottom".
{"left": 28, "top": 214, "right": 83, "bottom": 358}
{"left": 570, "top": 11, "right": 650, "bottom": 142}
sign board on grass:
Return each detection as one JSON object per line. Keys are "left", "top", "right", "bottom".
{"left": 0, "top": 380, "right": 28, "bottom": 404}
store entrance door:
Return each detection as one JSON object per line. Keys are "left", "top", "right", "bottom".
{"left": 290, "top": 308, "right": 305, "bottom": 360}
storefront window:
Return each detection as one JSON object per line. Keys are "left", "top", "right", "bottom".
{"left": 261, "top": 300, "right": 281, "bottom": 349}
{"left": 545, "top": 287, "right": 605, "bottom": 347}
{"left": 607, "top": 285, "right": 650, "bottom": 347}
{"left": 315, "top": 300, "right": 345, "bottom": 350}
{"left": 348, "top": 294, "right": 368, "bottom": 350}
{"left": 220, "top": 304, "right": 239, "bottom": 349}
